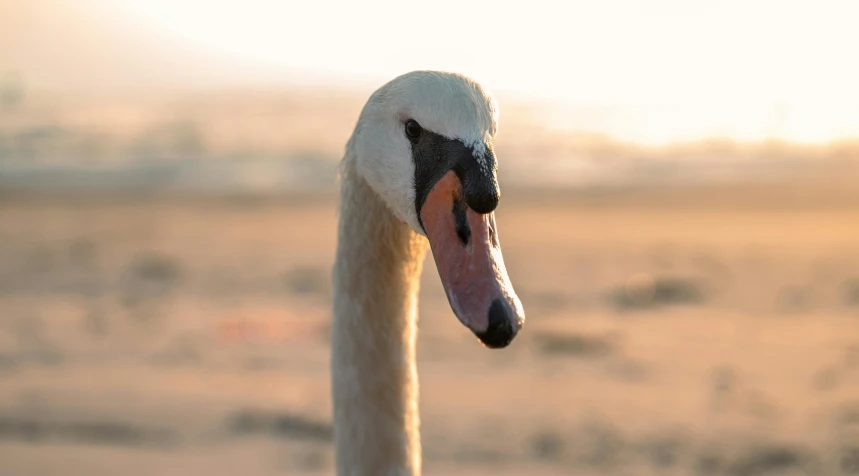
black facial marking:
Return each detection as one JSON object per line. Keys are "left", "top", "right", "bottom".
{"left": 409, "top": 125, "right": 500, "bottom": 230}
{"left": 452, "top": 195, "right": 470, "bottom": 246}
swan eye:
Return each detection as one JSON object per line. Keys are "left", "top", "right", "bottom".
{"left": 404, "top": 119, "right": 422, "bottom": 141}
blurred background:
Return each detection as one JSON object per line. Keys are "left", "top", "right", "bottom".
{"left": 2, "top": 1, "right": 859, "bottom": 475}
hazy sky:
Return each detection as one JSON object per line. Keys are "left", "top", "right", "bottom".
{"left": 3, "top": 0, "right": 858, "bottom": 143}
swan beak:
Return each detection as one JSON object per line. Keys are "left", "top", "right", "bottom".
{"left": 420, "top": 171, "right": 525, "bottom": 348}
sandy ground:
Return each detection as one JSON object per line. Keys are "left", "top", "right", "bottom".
{"left": 1, "top": 188, "right": 859, "bottom": 476}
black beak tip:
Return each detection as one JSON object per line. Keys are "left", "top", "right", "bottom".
{"left": 474, "top": 298, "right": 519, "bottom": 349}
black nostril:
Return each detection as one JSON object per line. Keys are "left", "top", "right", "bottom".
{"left": 474, "top": 299, "right": 518, "bottom": 349}
{"left": 452, "top": 196, "right": 471, "bottom": 246}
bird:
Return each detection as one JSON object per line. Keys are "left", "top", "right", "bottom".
{"left": 331, "top": 70, "right": 526, "bottom": 476}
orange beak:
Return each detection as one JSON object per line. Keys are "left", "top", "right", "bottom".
{"left": 420, "top": 171, "right": 525, "bottom": 348}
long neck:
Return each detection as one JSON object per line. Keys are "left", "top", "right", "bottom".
{"left": 331, "top": 158, "right": 428, "bottom": 476}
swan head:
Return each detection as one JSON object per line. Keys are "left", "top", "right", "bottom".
{"left": 351, "top": 70, "right": 525, "bottom": 348}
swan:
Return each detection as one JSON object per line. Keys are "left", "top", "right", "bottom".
{"left": 331, "top": 70, "right": 526, "bottom": 476}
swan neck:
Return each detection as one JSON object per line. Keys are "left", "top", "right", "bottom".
{"left": 332, "top": 159, "right": 427, "bottom": 476}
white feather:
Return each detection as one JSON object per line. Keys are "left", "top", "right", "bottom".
{"left": 348, "top": 70, "right": 499, "bottom": 234}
